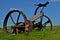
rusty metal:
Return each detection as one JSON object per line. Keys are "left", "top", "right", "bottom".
{"left": 3, "top": 2, "right": 53, "bottom": 34}
{"left": 3, "top": 10, "right": 25, "bottom": 33}
{"left": 24, "top": 20, "right": 33, "bottom": 34}
{"left": 3, "top": 9, "right": 33, "bottom": 34}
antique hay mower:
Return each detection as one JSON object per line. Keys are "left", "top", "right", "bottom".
{"left": 3, "top": 2, "right": 53, "bottom": 34}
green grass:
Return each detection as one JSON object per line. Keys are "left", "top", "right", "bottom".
{"left": 0, "top": 26, "right": 60, "bottom": 40}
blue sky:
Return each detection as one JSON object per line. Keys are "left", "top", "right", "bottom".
{"left": 0, "top": 0, "right": 60, "bottom": 28}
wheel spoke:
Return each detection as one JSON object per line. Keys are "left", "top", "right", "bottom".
{"left": 16, "top": 13, "right": 20, "bottom": 25}
{"left": 40, "top": 16, "right": 43, "bottom": 24}
{"left": 10, "top": 15, "right": 16, "bottom": 24}
{"left": 43, "top": 20, "right": 50, "bottom": 26}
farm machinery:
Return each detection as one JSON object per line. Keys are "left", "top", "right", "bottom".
{"left": 3, "top": 2, "right": 53, "bottom": 34}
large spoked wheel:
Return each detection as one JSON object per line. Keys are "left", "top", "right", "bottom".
{"left": 34, "top": 13, "right": 53, "bottom": 30}
{"left": 3, "top": 9, "right": 27, "bottom": 33}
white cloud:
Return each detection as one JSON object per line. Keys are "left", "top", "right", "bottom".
{"left": 48, "top": 0, "right": 60, "bottom": 2}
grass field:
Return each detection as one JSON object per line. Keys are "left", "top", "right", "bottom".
{"left": 0, "top": 26, "right": 60, "bottom": 40}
